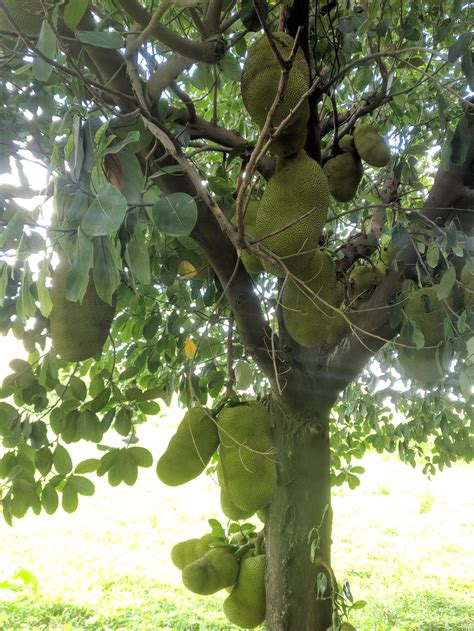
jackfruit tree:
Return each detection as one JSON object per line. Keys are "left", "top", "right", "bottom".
{"left": 0, "top": 0, "right": 472, "bottom": 629}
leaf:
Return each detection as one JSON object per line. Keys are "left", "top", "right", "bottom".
{"left": 235, "top": 360, "right": 253, "bottom": 390}
{"left": 69, "top": 475, "right": 95, "bottom": 496}
{"left": 115, "top": 407, "right": 132, "bottom": 436}
{"left": 76, "top": 30, "right": 123, "bottom": 49}
{"left": 426, "top": 243, "right": 440, "bottom": 269}
{"left": 0, "top": 212, "right": 24, "bottom": 250}
{"left": 436, "top": 266, "right": 456, "bottom": 300}
{"left": 53, "top": 444, "right": 73, "bottom": 475}
{"left": 0, "top": 261, "right": 8, "bottom": 307}
{"left": 459, "top": 368, "right": 472, "bottom": 400}
{"left": 184, "top": 338, "right": 197, "bottom": 359}
{"left": 461, "top": 49, "right": 474, "bottom": 91}
{"left": 117, "top": 150, "right": 145, "bottom": 206}
{"left": 128, "top": 446, "right": 153, "bottom": 468}
{"left": 450, "top": 115, "right": 470, "bottom": 165}
{"left": 92, "top": 236, "right": 120, "bottom": 305}
{"left": 82, "top": 183, "right": 127, "bottom": 236}
{"left": 448, "top": 32, "right": 472, "bottom": 63}
{"left": 64, "top": 0, "right": 90, "bottom": 29}
{"left": 125, "top": 224, "right": 150, "bottom": 284}
{"left": 33, "top": 21, "right": 57, "bottom": 82}
{"left": 239, "top": 0, "right": 268, "bottom": 31}
{"left": 104, "top": 132, "right": 140, "bottom": 155}
{"left": 66, "top": 228, "right": 93, "bottom": 302}
{"left": 17, "top": 264, "right": 36, "bottom": 323}
{"left": 62, "top": 481, "right": 79, "bottom": 513}
{"left": 37, "top": 261, "right": 52, "bottom": 317}
{"left": 70, "top": 376, "right": 87, "bottom": 401}
{"left": 391, "top": 223, "right": 410, "bottom": 250}
{"left": 42, "top": 483, "right": 59, "bottom": 515}
{"left": 152, "top": 193, "right": 197, "bottom": 237}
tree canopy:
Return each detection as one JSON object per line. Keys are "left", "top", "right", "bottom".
{"left": 0, "top": 0, "right": 473, "bottom": 629}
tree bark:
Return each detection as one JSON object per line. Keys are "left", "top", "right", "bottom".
{"left": 266, "top": 395, "right": 334, "bottom": 631}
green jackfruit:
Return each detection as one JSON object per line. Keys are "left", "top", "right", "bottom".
{"left": 376, "top": 242, "right": 396, "bottom": 274}
{"left": 403, "top": 286, "right": 449, "bottom": 346}
{"left": 218, "top": 402, "right": 276, "bottom": 514}
{"left": 398, "top": 341, "right": 445, "bottom": 385}
{"left": 339, "top": 134, "right": 356, "bottom": 153}
{"left": 460, "top": 265, "right": 474, "bottom": 309}
{"left": 353, "top": 123, "right": 390, "bottom": 167}
{"left": 156, "top": 407, "right": 219, "bottom": 486}
{"left": 349, "top": 264, "right": 382, "bottom": 297}
{"left": 282, "top": 250, "right": 343, "bottom": 347}
{"left": 182, "top": 548, "right": 239, "bottom": 595}
{"left": 218, "top": 461, "right": 255, "bottom": 521}
{"left": 255, "top": 151, "right": 330, "bottom": 274}
{"left": 269, "top": 113, "right": 308, "bottom": 158}
{"left": 49, "top": 260, "right": 115, "bottom": 362}
{"left": 231, "top": 200, "right": 263, "bottom": 274}
{"left": 171, "top": 536, "right": 214, "bottom": 571}
{"left": 223, "top": 553, "right": 266, "bottom": 628}
{"left": 241, "top": 32, "right": 310, "bottom": 129}
{"left": 323, "top": 152, "right": 364, "bottom": 202}
{"left": 0, "top": 0, "right": 44, "bottom": 34}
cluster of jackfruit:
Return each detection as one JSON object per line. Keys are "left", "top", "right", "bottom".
{"left": 49, "top": 256, "right": 116, "bottom": 362}
{"left": 156, "top": 407, "right": 219, "bottom": 485}
{"left": 241, "top": 32, "right": 310, "bottom": 158}
{"left": 217, "top": 402, "right": 276, "bottom": 516}
{"left": 172, "top": 528, "right": 266, "bottom": 628}
{"left": 324, "top": 124, "right": 391, "bottom": 203}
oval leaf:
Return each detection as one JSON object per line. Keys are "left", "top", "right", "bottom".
{"left": 82, "top": 184, "right": 127, "bottom": 236}
{"left": 152, "top": 193, "right": 197, "bottom": 237}
{"left": 76, "top": 30, "right": 123, "bottom": 49}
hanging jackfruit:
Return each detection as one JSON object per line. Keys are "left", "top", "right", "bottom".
{"left": 156, "top": 407, "right": 219, "bottom": 486}
{"left": 376, "top": 242, "right": 396, "bottom": 274}
{"left": 49, "top": 259, "right": 115, "bottom": 362}
{"left": 218, "top": 402, "right": 276, "bottom": 514}
{"left": 217, "top": 461, "right": 255, "bottom": 521}
{"left": 171, "top": 536, "right": 216, "bottom": 571}
{"left": 269, "top": 111, "right": 308, "bottom": 158}
{"left": 348, "top": 264, "right": 382, "bottom": 297}
{"left": 223, "top": 553, "right": 266, "bottom": 628}
{"left": 0, "top": 0, "right": 44, "bottom": 34}
{"left": 241, "top": 32, "right": 310, "bottom": 129}
{"left": 323, "top": 152, "right": 364, "bottom": 202}
{"left": 398, "top": 339, "right": 445, "bottom": 385}
{"left": 282, "top": 250, "right": 343, "bottom": 347}
{"left": 231, "top": 200, "right": 263, "bottom": 274}
{"left": 403, "top": 286, "right": 449, "bottom": 346}
{"left": 255, "top": 151, "right": 330, "bottom": 274}
{"left": 182, "top": 548, "right": 239, "bottom": 595}
{"left": 353, "top": 123, "right": 391, "bottom": 167}
{"left": 339, "top": 134, "right": 356, "bottom": 153}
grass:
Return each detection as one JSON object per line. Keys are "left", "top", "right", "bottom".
{"left": 0, "top": 415, "right": 473, "bottom": 630}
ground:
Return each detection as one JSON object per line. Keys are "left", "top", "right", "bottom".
{"left": 0, "top": 411, "right": 473, "bottom": 631}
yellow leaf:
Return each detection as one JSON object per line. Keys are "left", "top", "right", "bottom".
{"left": 184, "top": 338, "right": 197, "bottom": 359}
{"left": 178, "top": 260, "right": 198, "bottom": 279}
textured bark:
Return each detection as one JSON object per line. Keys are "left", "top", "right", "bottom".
{"left": 266, "top": 395, "right": 334, "bottom": 631}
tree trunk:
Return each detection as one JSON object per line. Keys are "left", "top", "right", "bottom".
{"left": 266, "top": 396, "right": 333, "bottom": 630}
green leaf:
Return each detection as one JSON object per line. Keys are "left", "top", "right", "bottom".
{"left": 36, "top": 261, "right": 52, "bottom": 317}
{"left": 42, "top": 483, "right": 59, "bottom": 515}
{"left": 64, "top": 0, "right": 90, "bottom": 29}
{"left": 92, "top": 236, "right": 120, "bottom": 305}
{"left": 391, "top": 223, "right": 410, "bottom": 250}
{"left": 128, "top": 446, "right": 153, "bottom": 468}
{"left": 450, "top": 115, "right": 470, "bottom": 165}
{"left": 75, "top": 458, "right": 100, "bottom": 474}
{"left": 119, "top": 450, "right": 138, "bottom": 486}
{"left": 0, "top": 261, "right": 8, "bottom": 307}
{"left": 152, "top": 193, "right": 198, "bottom": 237}
{"left": 104, "top": 132, "right": 140, "bottom": 155}
{"left": 70, "top": 376, "right": 87, "bottom": 401}
{"left": 436, "top": 266, "right": 456, "bottom": 300}
{"left": 239, "top": 0, "right": 268, "bottom": 31}
{"left": 53, "top": 444, "right": 73, "bottom": 475}
{"left": 0, "top": 212, "right": 24, "bottom": 250}
{"left": 17, "top": 264, "right": 36, "bottom": 323}
{"left": 33, "top": 21, "right": 57, "bottom": 82}
{"left": 114, "top": 407, "right": 132, "bottom": 436}
{"left": 76, "top": 30, "right": 123, "bottom": 49}
{"left": 69, "top": 475, "right": 95, "bottom": 496}
{"left": 82, "top": 184, "right": 127, "bottom": 236}
{"left": 66, "top": 228, "right": 93, "bottom": 302}
{"left": 459, "top": 368, "right": 472, "bottom": 400}
{"left": 426, "top": 243, "right": 440, "bottom": 269}
{"left": 125, "top": 224, "right": 151, "bottom": 284}
{"left": 62, "top": 481, "right": 79, "bottom": 513}
{"left": 34, "top": 447, "right": 53, "bottom": 476}
{"left": 119, "top": 150, "right": 145, "bottom": 206}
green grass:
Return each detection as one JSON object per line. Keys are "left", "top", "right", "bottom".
{"left": 0, "top": 418, "right": 473, "bottom": 630}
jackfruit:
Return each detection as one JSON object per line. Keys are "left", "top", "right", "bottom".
{"left": 376, "top": 241, "right": 396, "bottom": 274}
{"left": 269, "top": 113, "right": 308, "bottom": 158}
{"left": 460, "top": 265, "right": 474, "bottom": 309}
{"left": 323, "top": 152, "right": 364, "bottom": 202}
{"left": 182, "top": 547, "right": 239, "bottom": 595}
{"left": 403, "top": 286, "right": 449, "bottom": 346}
{"left": 398, "top": 342, "right": 445, "bottom": 385}
{"left": 349, "top": 264, "right": 382, "bottom": 297}
{"left": 0, "top": 0, "right": 44, "bottom": 34}
{"left": 218, "top": 402, "right": 276, "bottom": 514}
{"left": 241, "top": 32, "right": 310, "bottom": 129}
{"left": 339, "top": 134, "right": 356, "bottom": 153}
{"left": 218, "top": 461, "right": 255, "bottom": 521}
{"left": 282, "top": 250, "right": 343, "bottom": 347}
{"left": 156, "top": 407, "right": 219, "bottom": 486}
{"left": 223, "top": 553, "right": 266, "bottom": 628}
{"left": 231, "top": 200, "right": 263, "bottom": 274}
{"left": 255, "top": 151, "right": 330, "bottom": 274}
{"left": 49, "top": 260, "right": 115, "bottom": 362}
{"left": 171, "top": 536, "right": 214, "bottom": 571}
{"left": 353, "top": 123, "right": 390, "bottom": 167}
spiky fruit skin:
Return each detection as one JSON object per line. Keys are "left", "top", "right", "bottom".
{"left": 241, "top": 32, "right": 310, "bottom": 129}
{"left": 282, "top": 250, "right": 342, "bottom": 348}
{"left": 339, "top": 134, "right": 356, "bottom": 153}
{"left": 460, "top": 265, "right": 474, "bottom": 309}
{"left": 349, "top": 265, "right": 382, "bottom": 296}
{"left": 323, "top": 152, "right": 364, "bottom": 202}
{"left": 403, "top": 287, "right": 449, "bottom": 346}
{"left": 231, "top": 200, "right": 263, "bottom": 274}
{"left": 171, "top": 537, "right": 213, "bottom": 571}
{"left": 0, "top": 0, "right": 45, "bottom": 34}
{"left": 223, "top": 554, "right": 266, "bottom": 628}
{"left": 217, "top": 462, "right": 255, "bottom": 521}
{"left": 50, "top": 262, "right": 115, "bottom": 362}
{"left": 398, "top": 341, "right": 445, "bottom": 385}
{"left": 218, "top": 403, "right": 276, "bottom": 514}
{"left": 156, "top": 407, "right": 218, "bottom": 486}
{"left": 182, "top": 548, "right": 239, "bottom": 595}
{"left": 255, "top": 151, "right": 329, "bottom": 274}
{"left": 353, "top": 123, "right": 390, "bottom": 167}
